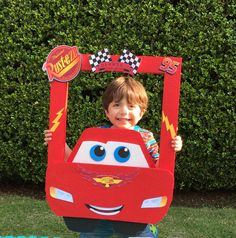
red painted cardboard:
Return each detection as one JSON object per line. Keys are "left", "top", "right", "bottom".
{"left": 43, "top": 46, "right": 182, "bottom": 224}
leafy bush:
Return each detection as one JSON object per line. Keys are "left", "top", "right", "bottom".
{"left": 0, "top": 0, "right": 235, "bottom": 190}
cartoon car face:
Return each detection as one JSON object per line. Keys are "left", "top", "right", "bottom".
{"left": 45, "top": 128, "right": 174, "bottom": 224}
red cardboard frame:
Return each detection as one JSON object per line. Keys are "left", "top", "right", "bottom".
{"left": 44, "top": 46, "right": 182, "bottom": 224}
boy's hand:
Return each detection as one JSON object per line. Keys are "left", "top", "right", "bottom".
{"left": 171, "top": 135, "right": 183, "bottom": 152}
{"left": 44, "top": 129, "right": 52, "bottom": 145}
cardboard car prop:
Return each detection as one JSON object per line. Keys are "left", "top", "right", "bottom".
{"left": 43, "top": 45, "right": 182, "bottom": 226}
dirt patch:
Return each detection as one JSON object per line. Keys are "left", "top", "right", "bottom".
{"left": 0, "top": 182, "right": 45, "bottom": 200}
{"left": 173, "top": 190, "right": 236, "bottom": 208}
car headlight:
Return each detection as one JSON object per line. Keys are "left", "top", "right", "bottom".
{"left": 50, "top": 187, "right": 73, "bottom": 203}
{"left": 141, "top": 196, "right": 167, "bottom": 208}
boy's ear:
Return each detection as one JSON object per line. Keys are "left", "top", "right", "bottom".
{"left": 140, "top": 109, "right": 146, "bottom": 117}
{"left": 105, "top": 109, "right": 109, "bottom": 117}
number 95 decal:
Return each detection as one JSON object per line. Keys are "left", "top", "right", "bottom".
{"left": 160, "top": 57, "right": 180, "bottom": 75}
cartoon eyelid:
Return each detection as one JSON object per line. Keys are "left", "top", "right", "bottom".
{"left": 81, "top": 141, "right": 107, "bottom": 148}
{"left": 89, "top": 141, "right": 106, "bottom": 146}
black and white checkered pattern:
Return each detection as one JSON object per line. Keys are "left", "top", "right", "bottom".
{"left": 89, "top": 48, "right": 112, "bottom": 72}
{"left": 118, "top": 49, "right": 141, "bottom": 74}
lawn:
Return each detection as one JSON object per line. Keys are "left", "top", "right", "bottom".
{"left": 0, "top": 194, "right": 235, "bottom": 238}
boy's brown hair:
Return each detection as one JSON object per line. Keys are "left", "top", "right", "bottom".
{"left": 102, "top": 76, "right": 148, "bottom": 111}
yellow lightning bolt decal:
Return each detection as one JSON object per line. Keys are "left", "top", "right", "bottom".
{"left": 162, "top": 111, "right": 176, "bottom": 139}
{"left": 50, "top": 108, "right": 64, "bottom": 132}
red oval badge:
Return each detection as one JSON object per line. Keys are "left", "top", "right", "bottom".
{"left": 43, "top": 45, "right": 82, "bottom": 82}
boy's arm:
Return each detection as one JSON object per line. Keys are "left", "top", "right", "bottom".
{"left": 65, "top": 143, "right": 72, "bottom": 161}
{"left": 44, "top": 129, "right": 72, "bottom": 161}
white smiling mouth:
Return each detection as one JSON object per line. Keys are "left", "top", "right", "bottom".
{"left": 86, "top": 204, "right": 123, "bottom": 216}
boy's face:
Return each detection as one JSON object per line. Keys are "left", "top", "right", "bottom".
{"left": 105, "top": 97, "right": 145, "bottom": 130}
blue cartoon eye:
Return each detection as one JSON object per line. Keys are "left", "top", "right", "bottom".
{"left": 114, "top": 146, "right": 130, "bottom": 163}
{"left": 90, "top": 145, "right": 106, "bottom": 161}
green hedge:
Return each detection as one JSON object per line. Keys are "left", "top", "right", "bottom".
{"left": 0, "top": 0, "right": 235, "bottom": 190}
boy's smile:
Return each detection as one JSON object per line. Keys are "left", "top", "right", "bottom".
{"left": 105, "top": 98, "right": 144, "bottom": 129}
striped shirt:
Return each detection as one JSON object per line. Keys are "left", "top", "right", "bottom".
{"left": 133, "top": 125, "right": 159, "bottom": 162}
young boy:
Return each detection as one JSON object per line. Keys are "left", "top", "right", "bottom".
{"left": 44, "top": 76, "right": 182, "bottom": 237}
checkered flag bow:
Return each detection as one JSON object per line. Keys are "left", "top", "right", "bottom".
{"left": 118, "top": 49, "right": 141, "bottom": 75}
{"left": 89, "top": 48, "right": 112, "bottom": 72}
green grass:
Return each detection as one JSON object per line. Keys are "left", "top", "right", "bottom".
{"left": 0, "top": 195, "right": 235, "bottom": 238}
